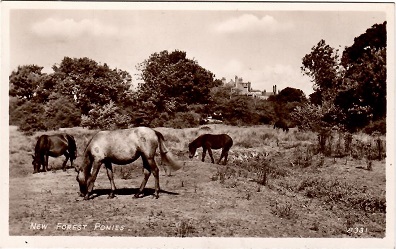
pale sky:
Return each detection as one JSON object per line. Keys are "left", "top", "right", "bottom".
{"left": 5, "top": 2, "right": 389, "bottom": 96}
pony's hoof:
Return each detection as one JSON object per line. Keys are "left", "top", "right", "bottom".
{"left": 107, "top": 194, "right": 115, "bottom": 199}
{"left": 83, "top": 196, "right": 90, "bottom": 200}
{"left": 134, "top": 193, "right": 144, "bottom": 198}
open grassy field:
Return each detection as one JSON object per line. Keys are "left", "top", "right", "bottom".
{"left": 8, "top": 125, "right": 387, "bottom": 238}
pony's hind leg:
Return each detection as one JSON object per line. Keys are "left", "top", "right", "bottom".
{"left": 217, "top": 149, "right": 226, "bottom": 164}
{"left": 150, "top": 159, "right": 161, "bottom": 199}
{"left": 105, "top": 162, "right": 116, "bottom": 199}
{"left": 62, "top": 152, "right": 69, "bottom": 171}
{"left": 135, "top": 157, "right": 160, "bottom": 199}
{"left": 44, "top": 154, "right": 49, "bottom": 172}
{"left": 223, "top": 151, "right": 229, "bottom": 165}
{"left": 135, "top": 167, "right": 151, "bottom": 198}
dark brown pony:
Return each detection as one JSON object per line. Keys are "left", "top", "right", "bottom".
{"left": 32, "top": 134, "right": 77, "bottom": 173}
{"left": 188, "top": 134, "right": 233, "bottom": 165}
{"left": 274, "top": 119, "right": 289, "bottom": 132}
{"left": 76, "top": 127, "right": 182, "bottom": 200}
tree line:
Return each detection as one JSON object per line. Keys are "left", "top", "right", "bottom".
{"left": 9, "top": 22, "right": 386, "bottom": 135}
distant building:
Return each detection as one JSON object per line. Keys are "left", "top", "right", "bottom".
{"left": 221, "top": 76, "right": 277, "bottom": 99}
{"left": 260, "top": 85, "right": 278, "bottom": 100}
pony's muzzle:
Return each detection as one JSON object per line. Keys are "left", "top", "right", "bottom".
{"left": 189, "top": 151, "right": 198, "bottom": 158}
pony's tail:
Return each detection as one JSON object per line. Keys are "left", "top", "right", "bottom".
{"left": 155, "top": 131, "right": 182, "bottom": 174}
{"left": 66, "top": 134, "right": 77, "bottom": 160}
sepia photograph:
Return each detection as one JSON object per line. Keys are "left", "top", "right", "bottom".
{"left": 1, "top": 1, "right": 394, "bottom": 248}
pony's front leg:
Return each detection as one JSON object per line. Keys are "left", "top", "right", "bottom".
{"left": 85, "top": 161, "right": 102, "bottom": 200}
{"left": 201, "top": 148, "right": 207, "bottom": 162}
{"left": 105, "top": 162, "right": 116, "bottom": 199}
{"left": 207, "top": 148, "right": 215, "bottom": 163}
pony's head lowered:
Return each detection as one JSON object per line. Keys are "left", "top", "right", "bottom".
{"left": 31, "top": 154, "right": 41, "bottom": 173}
{"left": 75, "top": 155, "right": 92, "bottom": 197}
{"left": 76, "top": 168, "right": 90, "bottom": 197}
{"left": 188, "top": 142, "right": 198, "bottom": 158}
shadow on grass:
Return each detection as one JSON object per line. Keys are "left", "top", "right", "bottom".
{"left": 90, "top": 187, "right": 179, "bottom": 199}
{"left": 355, "top": 166, "right": 370, "bottom": 171}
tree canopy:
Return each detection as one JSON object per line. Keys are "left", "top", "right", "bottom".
{"left": 295, "top": 21, "right": 386, "bottom": 133}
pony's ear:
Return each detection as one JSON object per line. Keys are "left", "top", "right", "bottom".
{"left": 31, "top": 154, "right": 35, "bottom": 159}
{"left": 74, "top": 165, "right": 79, "bottom": 172}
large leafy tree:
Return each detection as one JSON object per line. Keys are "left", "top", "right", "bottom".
{"left": 297, "top": 22, "right": 386, "bottom": 133}
{"left": 52, "top": 57, "right": 132, "bottom": 115}
{"left": 136, "top": 50, "right": 220, "bottom": 117}
{"left": 9, "top": 65, "right": 44, "bottom": 101}
{"left": 269, "top": 87, "right": 307, "bottom": 104}
{"left": 301, "top": 39, "right": 341, "bottom": 105}
{"left": 337, "top": 22, "right": 387, "bottom": 130}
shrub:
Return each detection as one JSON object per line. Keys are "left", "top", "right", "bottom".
{"left": 44, "top": 95, "right": 81, "bottom": 130}
{"left": 163, "top": 112, "right": 200, "bottom": 129}
{"left": 176, "top": 219, "right": 195, "bottom": 237}
{"left": 297, "top": 176, "right": 386, "bottom": 213}
{"left": 270, "top": 201, "right": 299, "bottom": 219}
{"left": 81, "top": 101, "right": 132, "bottom": 130}
{"left": 16, "top": 102, "right": 47, "bottom": 134}
{"left": 363, "top": 118, "right": 386, "bottom": 135}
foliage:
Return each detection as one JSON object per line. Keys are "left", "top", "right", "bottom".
{"left": 81, "top": 101, "right": 132, "bottom": 130}
{"left": 337, "top": 47, "right": 386, "bottom": 129}
{"left": 136, "top": 50, "right": 219, "bottom": 119}
{"left": 9, "top": 97, "right": 25, "bottom": 126}
{"left": 9, "top": 65, "right": 44, "bottom": 101}
{"left": 16, "top": 102, "right": 47, "bottom": 134}
{"left": 341, "top": 22, "right": 387, "bottom": 66}
{"left": 10, "top": 21, "right": 386, "bottom": 133}
{"left": 270, "top": 87, "right": 307, "bottom": 104}
{"left": 301, "top": 39, "right": 342, "bottom": 105}
{"left": 163, "top": 112, "right": 200, "bottom": 129}
{"left": 297, "top": 176, "right": 386, "bottom": 213}
{"left": 363, "top": 118, "right": 386, "bottom": 135}
{"left": 43, "top": 93, "right": 82, "bottom": 130}
{"left": 52, "top": 57, "right": 132, "bottom": 115}
{"left": 300, "top": 22, "right": 386, "bottom": 133}
{"left": 290, "top": 103, "right": 327, "bottom": 131}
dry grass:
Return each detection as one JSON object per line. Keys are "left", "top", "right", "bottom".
{"left": 9, "top": 124, "right": 386, "bottom": 237}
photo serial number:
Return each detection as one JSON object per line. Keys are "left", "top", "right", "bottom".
{"left": 347, "top": 227, "right": 368, "bottom": 234}
{"left": 29, "top": 222, "right": 125, "bottom": 231}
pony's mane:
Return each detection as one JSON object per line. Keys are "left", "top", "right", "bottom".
{"left": 79, "top": 131, "right": 100, "bottom": 174}
{"left": 190, "top": 134, "right": 205, "bottom": 147}
{"left": 83, "top": 131, "right": 100, "bottom": 153}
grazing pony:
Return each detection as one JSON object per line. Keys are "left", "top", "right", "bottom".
{"left": 274, "top": 119, "right": 289, "bottom": 132}
{"left": 188, "top": 134, "right": 233, "bottom": 165}
{"left": 32, "top": 134, "right": 77, "bottom": 173}
{"left": 76, "top": 127, "right": 182, "bottom": 200}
